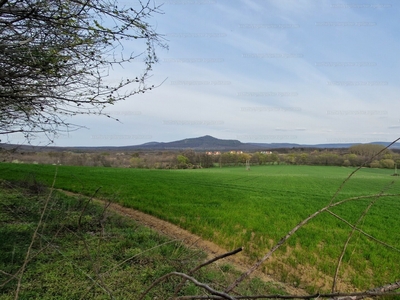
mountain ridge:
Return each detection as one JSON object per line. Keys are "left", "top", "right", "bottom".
{"left": 1, "top": 135, "right": 399, "bottom": 152}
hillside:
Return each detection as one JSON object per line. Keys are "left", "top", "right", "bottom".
{"left": 1, "top": 135, "right": 399, "bottom": 152}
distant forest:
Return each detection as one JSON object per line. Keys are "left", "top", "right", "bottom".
{"left": 1, "top": 144, "right": 398, "bottom": 170}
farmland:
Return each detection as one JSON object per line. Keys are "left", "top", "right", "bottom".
{"left": 0, "top": 163, "right": 399, "bottom": 293}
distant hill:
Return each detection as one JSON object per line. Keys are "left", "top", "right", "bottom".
{"left": 118, "top": 136, "right": 400, "bottom": 151}
{"left": 122, "top": 135, "right": 247, "bottom": 151}
{"left": 1, "top": 135, "right": 399, "bottom": 152}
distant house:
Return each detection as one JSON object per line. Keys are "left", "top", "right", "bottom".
{"left": 260, "top": 151, "right": 273, "bottom": 154}
{"left": 230, "top": 151, "right": 243, "bottom": 154}
{"left": 206, "top": 151, "right": 221, "bottom": 155}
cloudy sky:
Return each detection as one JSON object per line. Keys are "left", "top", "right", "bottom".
{"left": 12, "top": 0, "right": 400, "bottom": 146}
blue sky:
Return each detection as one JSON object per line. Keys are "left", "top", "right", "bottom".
{"left": 12, "top": 0, "right": 400, "bottom": 146}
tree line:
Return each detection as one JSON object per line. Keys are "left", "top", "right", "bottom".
{"left": 1, "top": 144, "right": 398, "bottom": 170}
{"left": 214, "top": 144, "right": 397, "bottom": 169}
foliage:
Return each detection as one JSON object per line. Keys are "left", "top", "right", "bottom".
{"left": 2, "top": 145, "right": 400, "bottom": 170}
{"left": 380, "top": 158, "right": 395, "bottom": 169}
{"left": 0, "top": 0, "right": 166, "bottom": 141}
{"left": 177, "top": 154, "right": 189, "bottom": 168}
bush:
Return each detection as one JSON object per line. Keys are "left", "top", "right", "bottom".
{"left": 379, "top": 159, "right": 395, "bottom": 169}
{"left": 369, "top": 160, "right": 381, "bottom": 168}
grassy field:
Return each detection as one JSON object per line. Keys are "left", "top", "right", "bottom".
{"left": 0, "top": 180, "right": 284, "bottom": 299}
{"left": 0, "top": 163, "right": 399, "bottom": 293}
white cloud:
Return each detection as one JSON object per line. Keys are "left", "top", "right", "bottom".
{"left": 8, "top": 0, "right": 400, "bottom": 146}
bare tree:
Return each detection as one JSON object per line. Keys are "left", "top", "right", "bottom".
{"left": 0, "top": 0, "right": 166, "bottom": 142}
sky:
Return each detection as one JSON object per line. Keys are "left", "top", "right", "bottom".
{"left": 9, "top": 0, "right": 400, "bottom": 147}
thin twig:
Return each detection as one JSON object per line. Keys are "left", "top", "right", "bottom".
{"left": 326, "top": 210, "right": 400, "bottom": 252}
{"left": 332, "top": 182, "right": 393, "bottom": 292}
{"left": 104, "top": 239, "right": 179, "bottom": 275}
{"left": 191, "top": 248, "right": 243, "bottom": 274}
{"left": 0, "top": 203, "right": 63, "bottom": 289}
{"left": 44, "top": 236, "right": 111, "bottom": 296}
{"left": 225, "top": 192, "right": 400, "bottom": 293}
{"left": 139, "top": 272, "right": 237, "bottom": 300}
{"left": 14, "top": 167, "right": 58, "bottom": 299}
{"left": 328, "top": 137, "right": 400, "bottom": 206}
{"left": 78, "top": 186, "right": 101, "bottom": 228}
{"left": 93, "top": 221, "right": 115, "bottom": 299}
{"left": 173, "top": 248, "right": 243, "bottom": 297}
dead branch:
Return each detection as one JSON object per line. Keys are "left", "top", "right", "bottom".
{"left": 225, "top": 192, "right": 400, "bottom": 293}
{"left": 368, "top": 280, "right": 400, "bottom": 294}
{"left": 191, "top": 247, "right": 243, "bottom": 274}
{"left": 139, "top": 272, "right": 237, "bottom": 300}
{"left": 78, "top": 186, "right": 101, "bottom": 228}
{"left": 326, "top": 209, "right": 400, "bottom": 252}
{"left": 332, "top": 280, "right": 400, "bottom": 300}
{"left": 173, "top": 248, "right": 243, "bottom": 297}
{"left": 175, "top": 290, "right": 400, "bottom": 299}
{"left": 328, "top": 137, "right": 400, "bottom": 206}
{"left": 104, "top": 239, "right": 179, "bottom": 276}
{"left": 332, "top": 182, "right": 394, "bottom": 292}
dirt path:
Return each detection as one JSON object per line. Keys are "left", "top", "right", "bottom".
{"left": 60, "top": 190, "right": 307, "bottom": 296}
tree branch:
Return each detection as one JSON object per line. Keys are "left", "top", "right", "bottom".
{"left": 332, "top": 182, "right": 393, "bottom": 292}
{"left": 225, "top": 193, "right": 400, "bottom": 293}
{"left": 174, "top": 248, "right": 244, "bottom": 297}
{"left": 139, "top": 272, "right": 237, "bottom": 300}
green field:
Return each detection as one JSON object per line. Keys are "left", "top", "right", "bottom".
{"left": 0, "top": 178, "right": 285, "bottom": 299}
{"left": 0, "top": 163, "right": 399, "bottom": 293}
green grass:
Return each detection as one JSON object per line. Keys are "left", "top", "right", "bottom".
{"left": 0, "top": 163, "right": 399, "bottom": 292}
{"left": 0, "top": 179, "right": 285, "bottom": 299}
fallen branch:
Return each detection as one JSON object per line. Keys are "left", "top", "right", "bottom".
{"left": 139, "top": 272, "right": 237, "bottom": 300}
{"left": 173, "top": 247, "right": 243, "bottom": 297}
{"left": 175, "top": 290, "right": 400, "bottom": 299}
